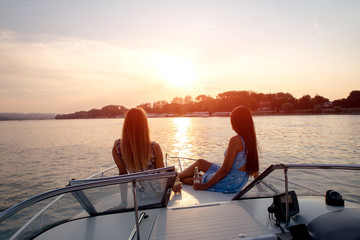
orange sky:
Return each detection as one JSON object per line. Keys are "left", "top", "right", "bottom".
{"left": 0, "top": 1, "right": 359, "bottom": 113}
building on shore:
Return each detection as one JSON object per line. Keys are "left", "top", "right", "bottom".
{"left": 184, "top": 112, "right": 210, "bottom": 117}
{"left": 211, "top": 112, "right": 230, "bottom": 117}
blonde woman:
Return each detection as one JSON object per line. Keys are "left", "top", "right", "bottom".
{"left": 113, "top": 107, "right": 182, "bottom": 193}
{"left": 112, "top": 107, "right": 164, "bottom": 174}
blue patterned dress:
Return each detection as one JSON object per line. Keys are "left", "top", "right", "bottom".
{"left": 201, "top": 135, "right": 249, "bottom": 193}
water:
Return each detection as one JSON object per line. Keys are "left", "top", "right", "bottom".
{"left": 0, "top": 115, "right": 359, "bottom": 211}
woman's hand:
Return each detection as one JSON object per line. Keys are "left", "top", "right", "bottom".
{"left": 193, "top": 183, "right": 208, "bottom": 191}
{"left": 172, "top": 182, "right": 182, "bottom": 193}
{"left": 172, "top": 176, "right": 182, "bottom": 193}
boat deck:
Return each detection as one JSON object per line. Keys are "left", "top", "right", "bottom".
{"left": 35, "top": 186, "right": 274, "bottom": 240}
{"left": 150, "top": 201, "right": 273, "bottom": 240}
{"left": 4, "top": 164, "right": 360, "bottom": 240}
{"left": 168, "top": 184, "right": 237, "bottom": 207}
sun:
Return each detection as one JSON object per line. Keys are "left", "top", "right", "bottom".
{"left": 155, "top": 55, "right": 198, "bottom": 87}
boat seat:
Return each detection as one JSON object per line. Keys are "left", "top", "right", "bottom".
{"left": 307, "top": 208, "right": 360, "bottom": 240}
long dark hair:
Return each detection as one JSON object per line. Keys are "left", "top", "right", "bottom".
{"left": 230, "top": 106, "right": 259, "bottom": 176}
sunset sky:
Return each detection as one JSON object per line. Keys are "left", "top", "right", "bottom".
{"left": 0, "top": 0, "right": 359, "bottom": 114}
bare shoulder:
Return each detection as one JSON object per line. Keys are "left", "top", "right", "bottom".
{"left": 152, "top": 141, "right": 163, "bottom": 156}
{"left": 229, "top": 135, "right": 243, "bottom": 151}
{"left": 153, "top": 141, "right": 164, "bottom": 168}
{"left": 113, "top": 139, "right": 121, "bottom": 147}
{"left": 152, "top": 141, "right": 162, "bottom": 150}
{"left": 229, "top": 135, "right": 242, "bottom": 144}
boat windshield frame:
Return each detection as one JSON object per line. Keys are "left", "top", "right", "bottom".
{"left": 0, "top": 167, "right": 176, "bottom": 240}
{"left": 233, "top": 164, "right": 360, "bottom": 201}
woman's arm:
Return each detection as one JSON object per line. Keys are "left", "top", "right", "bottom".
{"left": 193, "top": 136, "right": 243, "bottom": 190}
{"left": 153, "top": 142, "right": 165, "bottom": 169}
{"left": 112, "top": 143, "right": 128, "bottom": 175}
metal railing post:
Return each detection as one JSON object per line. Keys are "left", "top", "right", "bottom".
{"left": 36, "top": 213, "right": 44, "bottom": 235}
{"left": 128, "top": 212, "right": 148, "bottom": 240}
{"left": 132, "top": 180, "right": 140, "bottom": 240}
{"left": 284, "top": 167, "right": 289, "bottom": 227}
{"left": 71, "top": 190, "right": 97, "bottom": 216}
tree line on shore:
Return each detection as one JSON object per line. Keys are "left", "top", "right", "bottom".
{"left": 55, "top": 90, "right": 360, "bottom": 119}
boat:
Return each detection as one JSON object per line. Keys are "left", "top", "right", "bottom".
{"left": 1, "top": 155, "right": 360, "bottom": 240}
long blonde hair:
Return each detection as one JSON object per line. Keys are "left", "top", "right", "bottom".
{"left": 121, "top": 107, "right": 151, "bottom": 173}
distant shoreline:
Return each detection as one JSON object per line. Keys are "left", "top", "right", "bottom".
{"left": 0, "top": 113, "right": 57, "bottom": 121}
{"left": 252, "top": 108, "right": 360, "bottom": 116}
{"left": 1, "top": 108, "right": 359, "bottom": 121}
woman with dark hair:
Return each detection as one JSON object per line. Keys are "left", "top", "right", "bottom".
{"left": 178, "top": 106, "right": 259, "bottom": 193}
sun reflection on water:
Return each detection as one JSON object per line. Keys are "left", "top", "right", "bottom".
{"left": 172, "top": 118, "right": 193, "bottom": 158}
{"left": 1, "top": 116, "right": 359, "bottom": 211}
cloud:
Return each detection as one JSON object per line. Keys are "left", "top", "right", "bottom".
{"left": 0, "top": 29, "right": 167, "bottom": 112}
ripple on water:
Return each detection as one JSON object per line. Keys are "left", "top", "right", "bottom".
{"left": 0, "top": 115, "right": 359, "bottom": 210}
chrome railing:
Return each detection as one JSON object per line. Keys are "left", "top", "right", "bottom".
{"left": 165, "top": 153, "right": 198, "bottom": 171}
{"left": 232, "top": 163, "right": 360, "bottom": 227}
{"left": 87, "top": 165, "right": 118, "bottom": 179}
{"left": 128, "top": 212, "right": 148, "bottom": 240}
{"left": 0, "top": 168, "right": 176, "bottom": 240}
{"left": 0, "top": 171, "right": 175, "bottom": 223}
{"left": 2, "top": 165, "right": 119, "bottom": 240}
{"left": 233, "top": 163, "right": 360, "bottom": 200}
{"left": 7, "top": 195, "right": 63, "bottom": 240}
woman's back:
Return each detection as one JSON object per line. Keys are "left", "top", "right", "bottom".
{"left": 114, "top": 139, "right": 157, "bottom": 172}
{"left": 228, "top": 135, "right": 247, "bottom": 171}
{"left": 112, "top": 107, "right": 164, "bottom": 175}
